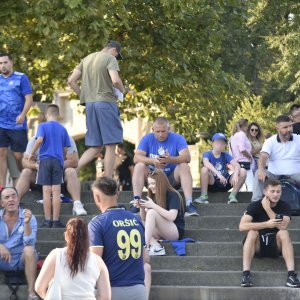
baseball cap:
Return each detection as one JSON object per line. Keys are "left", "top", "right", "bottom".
{"left": 107, "top": 40, "right": 123, "bottom": 60}
{"left": 212, "top": 133, "right": 227, "bottom": 143}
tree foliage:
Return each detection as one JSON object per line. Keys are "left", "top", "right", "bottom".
{"left": 225, "top": 95, "right": 291, "bottom": 137}
{"left": 0, "top": 0, "right": 298, "bottom": 140}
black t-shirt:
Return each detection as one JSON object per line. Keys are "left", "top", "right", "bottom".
{"left": 116, "top": 155, "right": 133, "bottom": 183}
{"left": 293, "top": 122, "right": 300, "bottom": 135}
{"left": 166, "top": 191, "right": 185, "bottom": 232}
{"left": 245, "top": 200, "right": 291, "bottom": 233}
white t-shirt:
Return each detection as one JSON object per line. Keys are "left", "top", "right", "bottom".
{"left": 261, "top": 134, "right": 300, "bottom": 175}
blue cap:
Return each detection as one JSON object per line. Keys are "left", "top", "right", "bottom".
{"left": 212, "top": 133, "right": 227, "bottom": 143}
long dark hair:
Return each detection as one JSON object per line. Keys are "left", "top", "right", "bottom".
{"left": 65, "top": 218, "right": 89, "bottom": 278}
{"left": 147, "top": 170, "right": 184, "bottom": 212}
{"left": 247, "top": 121, "right": 264, "bottom": 143}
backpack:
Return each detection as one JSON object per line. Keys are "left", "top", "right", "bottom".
{"left": 4, "top": 270, "right": 26, "bottom": 300}
{"left": 279, "top": 179, "right": 300, "bottom": 216}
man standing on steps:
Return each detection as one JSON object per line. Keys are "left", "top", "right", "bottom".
{"left": 16, "top": 131, "right": 87, "bottom": 216}
{"left": 0, "top": 53, "right": 33, "bottom": 187}
{"left": 0, "top": 187, "right": 39, "bottom": 300}
{"left": 239, "top": 179, "right": 300, "bottom": 288}
{"left": 132, "top": 117, "right": 198, "bottom": 216}
{"left": 89, "top": 177, "right": 151, "bottom": 300}
{"left": 68, "top": 40, "right": 126, "bottom": 178}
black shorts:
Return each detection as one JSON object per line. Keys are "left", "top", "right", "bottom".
{"left": 0, "top": 128, "right": 28, "bottom": 152}
{"left": 208, "top": 175, "right": 232, "bottom": 192}
{"left": 177, "top": 227, "right": 184, "bottom": 240}
{"left": 168, "top": 171, "right": 181, "bottom": 190}
{"left": 243, "top": 231, "right": 280, "bottom": 258}
{"left": 36, "top": 158, "right": 63, "bottom": 186}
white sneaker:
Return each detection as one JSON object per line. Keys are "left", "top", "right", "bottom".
{"left": 73, "top": 201, "right": 87, "bottom": 216}
{"left": 149, "top": 245, "right": 166, "bottom": 256}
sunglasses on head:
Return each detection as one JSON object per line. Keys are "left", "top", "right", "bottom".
{"left": 250, "top": 128, "right": 259, "bottom": 132}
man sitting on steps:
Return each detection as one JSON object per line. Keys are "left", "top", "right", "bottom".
{"left": 132, "top": 117, "right": 198, "bottom": 217}
{"left": 239, "top": 179, "right": 300, "bottom": 288}
{"left": 0, "top": 187, "right": 38, "bottom": 300}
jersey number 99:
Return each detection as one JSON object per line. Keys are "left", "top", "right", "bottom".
{"left": 117, "top": 229, "right": 142, "bottom": 260}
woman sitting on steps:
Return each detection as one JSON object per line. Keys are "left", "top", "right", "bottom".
{"left": 134, "top": 169, "right": 185, "bottom": 256}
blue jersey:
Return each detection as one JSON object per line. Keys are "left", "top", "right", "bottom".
{"left": 36, "top": 121, "right": 70, "bottom": 167}
{"left": 202, "top": 151, "right": 233, "bottom": 179}
{"left": 88, "top": 208, "right": 145, "bottom": 287}
{"left": 0, "top": 72, "right": 32, "bottom": 130}
{"left": 137, "top": 132, "right": 188, "bottom": 176}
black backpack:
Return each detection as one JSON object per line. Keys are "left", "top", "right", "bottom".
{"left": 4, "top": 270, "right": 26, "bottom": 300}
{"left": 280, "top": 179, "right": 300, "bottom": 216}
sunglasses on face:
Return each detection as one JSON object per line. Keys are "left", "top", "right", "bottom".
{"left": 250, "top": 128, "right": 259, "bottom": 132}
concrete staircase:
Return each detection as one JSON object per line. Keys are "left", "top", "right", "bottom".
{"left": 1, "top": 190, "right": 300, "bottom": 300}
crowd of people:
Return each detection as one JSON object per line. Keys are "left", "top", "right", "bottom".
{"left": 1, "top": 40, "right": 300, "bottom": 300}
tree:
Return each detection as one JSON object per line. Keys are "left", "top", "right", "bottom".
{"left": 225, "top": 95, "right": 291, "bottom": 137}
{"left": 0, "top": 0, "right": 250, "bottom": 140}
{"left": 0, "top": 1, "right": 298, "bottom": 140}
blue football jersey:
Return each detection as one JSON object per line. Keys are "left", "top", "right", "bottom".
{"left": 0, "top": 71, "right": 32, "bottom": 130}
{"left": 88, "top": 208, "right": 145, "bottom": 287}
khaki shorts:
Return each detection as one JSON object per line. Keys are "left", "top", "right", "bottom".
{"left": 7, "top": 150, "right": 20, "bottom": 179}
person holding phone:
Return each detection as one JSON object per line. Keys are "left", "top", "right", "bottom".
{"left": 134, "top": 170, "right": 185, "bottom": 256}
{"left": 132, "top": 117, "right": 198, "bottom": 217}
{"left": 239, "top": 179, "right": 300, "bottom": 288}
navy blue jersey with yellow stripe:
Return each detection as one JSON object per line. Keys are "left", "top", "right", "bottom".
{"left": 88, "top": 208, "right": 145, "bottom": 287}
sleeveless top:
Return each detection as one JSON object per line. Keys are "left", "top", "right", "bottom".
{"left": 58, "top": 248, "right": 100, "bottom": 300}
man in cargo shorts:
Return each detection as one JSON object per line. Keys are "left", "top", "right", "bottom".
{"left": 68, "top": 41, "right": 126, "bottom": 178}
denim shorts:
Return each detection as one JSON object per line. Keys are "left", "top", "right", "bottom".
{"left": 0, "top": 249, "right": 38, "bottom": 271}
{"left": 85, "top": 101, "right": 123, "bottom": 147}
{"left": 36, "top": 158, "right": 63, "bottom": 185}
{"left": 0, "top": 128, "right": 27, "bottom": 152}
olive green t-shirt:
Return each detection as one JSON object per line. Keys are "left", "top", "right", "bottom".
{"left": 76, "top": 51, "right": 120, "bottom": 104}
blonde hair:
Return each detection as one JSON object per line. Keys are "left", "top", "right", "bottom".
{"left": 147, "top": 170, "right": 184, "bottom": 212}
{"left": 232, "top": 118, "right": 248, "bottom": 135}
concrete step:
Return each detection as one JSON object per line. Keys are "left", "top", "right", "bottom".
{"left": 35, "top": 228, "right": 300, "bottom": 242}
{"left": 21, "top": 202, "right": 249, "bottom": 216}
{"left": 150, "top": 256, "right": 300, "bottom": 271}
{"left": 21, "top": 190, "right": 253, "bottom": 204}
{"left": 35, "top": 241, "right": 300, "bottom": 258}
{"left": 32, "top": 213, "right": 300, "bottom": 230}
{"left": 151, "top": 270, "right": 293, "bottom": 287}
{"left": 0, "top": 285, "right": 299, "bottom": 300}
{"left": 149, "top": 286, "right": 300, "bottom": 300}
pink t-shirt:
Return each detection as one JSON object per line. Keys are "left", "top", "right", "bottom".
{"left": 230, "top": 131, "right": 252, "bottom": 162}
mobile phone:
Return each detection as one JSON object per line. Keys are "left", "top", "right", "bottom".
{"left": 275, "top": 214, "right": 283, "bottom": 220}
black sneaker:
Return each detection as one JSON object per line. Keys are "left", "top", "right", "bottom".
{"left": 40, "top": 220, "right": 52, "bottom": 228}
{"left": 286, "top": 273, "right": 300, "bottom": 288}
{"left": 241, "top": 272, "right": 253, "bottom": 287}
{"left": 52, "top": 220, "right": 66, "bottom": 228}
